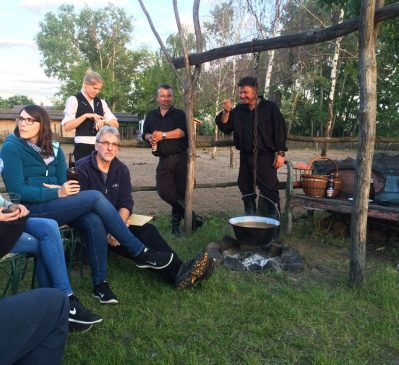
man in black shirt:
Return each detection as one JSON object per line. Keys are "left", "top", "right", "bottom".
{"left": 143, "top": 85, "right": 203, "bottom": 235}
{"left": 215, "top": 76, "right": 287, "bottom": 217}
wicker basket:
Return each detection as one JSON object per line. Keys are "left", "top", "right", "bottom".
{"left": 301, "top": 157, "right": 342, "bottom": 198}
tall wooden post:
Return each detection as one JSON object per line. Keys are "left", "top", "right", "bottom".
{"left": 184, "top": 86, "right": 195, "bottom": 232}
{"left": 349, "top": 0, "right": 382, "bottom": 287}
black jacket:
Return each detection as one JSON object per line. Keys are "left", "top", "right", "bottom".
{"left": 76, "top": 152, "right": 134, "bottom": 213}
{"left": 215, "top": 98, "right": 287, "bottom": 154}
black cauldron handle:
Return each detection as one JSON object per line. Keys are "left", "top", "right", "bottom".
{"left": 258, "top": 194, "right": 280, "bottom": 219}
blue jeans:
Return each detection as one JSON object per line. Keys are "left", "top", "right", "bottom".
{"left": 27, "top": 190, "right": 145, "bottom": 285}
{"left": 0, "top": 288, "right": 68, "bottom": 365}
{"left": 11, "top": 218, "right": 73, "bottom": 295}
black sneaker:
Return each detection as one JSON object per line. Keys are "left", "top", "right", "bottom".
{"left": 133, "top": 247, "right": 174, "bottom": 270}
{"left": 175, "top": 250, "right": 215, "bottom": 289}
{"left": 68, "top": 295, "right": 103, "bottom": 325}
{"left": 69, "top": 322, "right": 93, "bottom": 333}
{"left": 93, "top": 282, "right": 119, "bottom": 304}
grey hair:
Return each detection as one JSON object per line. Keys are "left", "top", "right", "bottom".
{"left": 96, "top": 126, "right": 120, "bottom": 143}
{"left": 84, "top": 70, "right": 103, "bottom": 85}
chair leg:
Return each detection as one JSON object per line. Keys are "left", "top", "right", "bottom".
{"left": 30, "top": 256, "right": 36, "bottom": 289}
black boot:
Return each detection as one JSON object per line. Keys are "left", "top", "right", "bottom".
{"left": 170, "top": 214, "right": 183, "bottom": 236}
{"left": 243, "top": 199, "right": 256, "bottom": 215}
{"left": 258, "top": 193, "right": 279, "bottom": 218}
{"left": 192, "top": 212, "right": 204, "bottom": 230}
{"left": 257, "top": 195, "right": 269, "bottom": 217}
{"left": 176, "top": 200, "right": 204, "bottom": 231}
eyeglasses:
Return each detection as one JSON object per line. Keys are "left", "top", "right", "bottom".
{"left": 97, "top": 141, "right": 120, "bottom": 149}
{"left": 16, "top": 116, "right": 37, "bottom": 125}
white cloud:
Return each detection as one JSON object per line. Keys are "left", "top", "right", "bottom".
{"left": 0, "top": 40, "right": 36, "bottom": 49}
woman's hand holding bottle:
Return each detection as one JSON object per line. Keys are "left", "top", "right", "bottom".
{"left": 43, "top": 181, "right": 80, "bottom": 198}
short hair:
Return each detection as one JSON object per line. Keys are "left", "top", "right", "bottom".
{"left": 157, "top": 84, "right": 173, "bottom": 95}
{"left": 84, "top": 70, "right": 103, "bottom": 85}
{"left": 238, "top": 76, "right": 258, "bottom": 89}
{"left": 96, "top": 126, "right": 120, "bottom": 143}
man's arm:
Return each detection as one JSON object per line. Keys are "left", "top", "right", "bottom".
{"left": 271, "top": 103, "right": 288, "bottom": 170}
{"left": 215, "top": 99, "right": 234, "bottom": 134}
{"left": 220, "top": 99, "right": 232, "bottom": 124}
{"left": 151, "top": 128, "right": 185, "bottom": 144}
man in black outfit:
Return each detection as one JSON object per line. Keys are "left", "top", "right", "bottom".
{"left": 76, "top": 126, "right": 214, "bottom": 288}
{"left": 143, "top": 84, "right": 203, "bottom": 236}
{"left": 215, "top": 76, "right": 287, "bottom": 217}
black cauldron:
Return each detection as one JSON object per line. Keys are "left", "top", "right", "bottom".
{"left": 229, "top": 216, "right": 280, "bottom": 247}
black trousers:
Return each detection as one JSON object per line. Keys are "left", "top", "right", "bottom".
{"left": 0, "top": 288, "right": 68, "bottom": 365}
{"left": 110, "top": 223, "right": 183, "bottom": 284}
{"left": 156, "top": 153, "right": 187, "bottom": 217}
{"left": 73, "top": 143, "right": 95, "bottom": 162}
{"left": 238, "top": 151, "right": 280, "bottom": 205}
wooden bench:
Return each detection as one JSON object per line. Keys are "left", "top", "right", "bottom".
{"left": 284, "top": 157, "right": 399, "bottom": 234}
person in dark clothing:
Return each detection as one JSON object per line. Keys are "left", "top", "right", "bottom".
{"left": 143, "top": 84, "right": 203, "bottom": 236}
{"left": 62, "top": 70, "right": 119, "bottom": 161}
{"left": 0, "top": 288, "right": 69, "bottom": 365}
{"left": 215, "top": 76, "right": 287, "bottom": 217}
{"left": 76, "top": 126, "right": 214, "bottom": 289}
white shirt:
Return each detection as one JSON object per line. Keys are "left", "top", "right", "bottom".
{"left": 62, "top": 89, "right": 117, "bottom": 144}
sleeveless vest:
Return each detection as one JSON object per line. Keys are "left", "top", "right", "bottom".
{"left": 75, "top": 92, "right": 104, "bottom": 137}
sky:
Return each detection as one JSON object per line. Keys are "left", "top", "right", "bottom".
{"left": 0, "top": 0, "right": 213, "bottom": 106}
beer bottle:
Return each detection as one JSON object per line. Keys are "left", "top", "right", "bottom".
{"left": 369, "top": 178, "right": 375, "bottom": 201}
{"left": 151, "top": 139, "right": 160, "bottom": 156}
{"left": 67, "top": 153, "right": 78, "bottom": 181}
{"left": 326, "top": 174, "right": 334, "bottom": 198}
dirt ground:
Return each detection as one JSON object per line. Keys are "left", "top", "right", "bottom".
{"left": 60, "top": 145, "right": 357, "bottom": 216}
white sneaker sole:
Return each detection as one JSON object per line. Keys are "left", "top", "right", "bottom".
{"left": 93, "top": 294, "right": 119, "bottom": 304}
{"left": 69, "top": 317, "right": 103, "bottom": 324}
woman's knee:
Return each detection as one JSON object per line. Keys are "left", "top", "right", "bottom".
{"left": 79, "top": 189, "right": 103, "bottom": 201}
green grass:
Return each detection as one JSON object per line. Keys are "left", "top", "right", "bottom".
{"left": 5, "top": 213, "right": 399, "bottom": 364}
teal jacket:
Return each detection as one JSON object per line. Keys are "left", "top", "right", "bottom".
{"left": 0, "top": 133, "right": 67, "bottom": 204}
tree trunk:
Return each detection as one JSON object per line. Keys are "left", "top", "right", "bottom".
{"left": 229, "top": 146, "right": 236, "bottom": 168}
{"left": 229, "top": 53, "right": 238, "bottom": 168}
{"left": 211, "top": 125, "right": 219, "bottom": 159}
{"left": 321, "top": 9, "right": 345, "bottom": 156}
{"left": 349, "top": 0, "right": 382, "bottom": 287}
{"left": 211, "top": 80, "right": 222, "bottom": 159}
{"left": 184, "top": 87, "right": 195, "bottom": 234}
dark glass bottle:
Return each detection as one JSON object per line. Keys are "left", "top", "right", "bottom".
{"left": 369, "top": 178, "right": 375, "bottom": 201}
{"left": 67, "top": 153, "right": 78, "bottom": 181}
{"left": 326, "top": 174, "right": 334, "bottom": 198}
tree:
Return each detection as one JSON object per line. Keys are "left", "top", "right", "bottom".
{"left": 139, "top": 0, "right": 203, "bottom": 234}
{"left": 199, "top": 1, "right": 252, "bottom": 162}
{"left": 36, "top": 4, "right": 147, "bottom": 111}
{"left": 131, "top": 32, "right": 196, "bottom": 115}
{"left": 321, "top": 8, "right": 345, "bottom": 155}
{"left": 0, "top": 95, "right": 34, "bottom": 109}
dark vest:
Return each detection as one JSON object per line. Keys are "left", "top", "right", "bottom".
{"left": 75, "top": 92, "right": 104, "bottom": 137}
